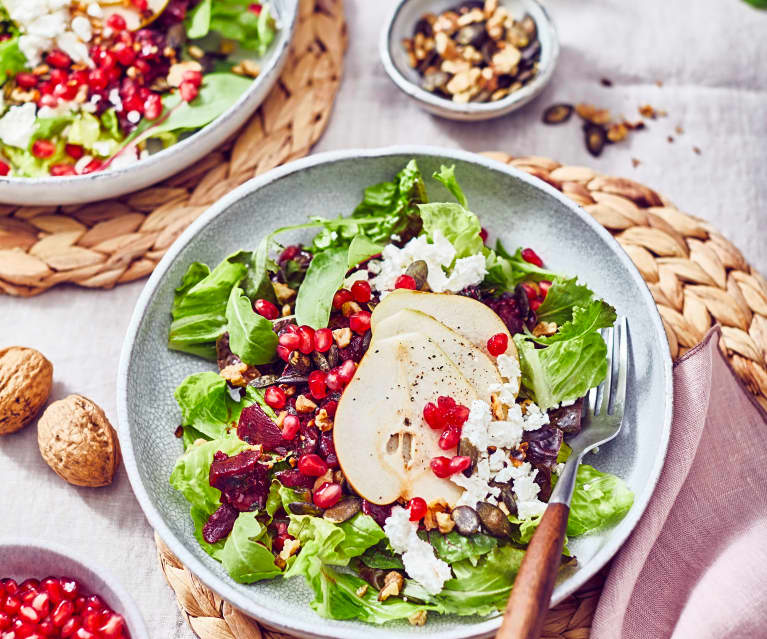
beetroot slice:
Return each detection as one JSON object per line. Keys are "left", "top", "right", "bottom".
{"left": 274, "top": 469, "right": 315, "bottom": 489}
{"left": 238, "top": 404, "right": 294, "bottom": 454}
{"left": 209, "top": 449, "right": 270, "bottom": 512}
{"left": 202, "top": 502, "right": 238, "bottom": 544}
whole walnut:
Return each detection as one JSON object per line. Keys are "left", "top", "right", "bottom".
{"left": 37, "top": 394, "right": 121, "bottom": 487}
{"left": 0, "top": 346, "right": 53, "bottom": 435}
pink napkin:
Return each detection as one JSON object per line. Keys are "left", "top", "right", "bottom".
{"left": 591, "top": 327, "right": 767, "bottom": 638}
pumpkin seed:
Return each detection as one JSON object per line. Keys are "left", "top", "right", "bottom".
{"left": 405, "top": 260, "right": 429, "bottom": 290}
{"left": 542, "top": 103, "right": 574, "bottom": 125}
{"left": 584, "top": 123, "right": 607, "bottom": 157}
{"left": 288, "top": 502, "right": 323, "bottom": 516}
{"left": 323, "top": 497, "right": 362, "bottom": 523}
{"left": 476, "top": 501, "right": 513, "bottom": 537}
{"left": 452, "top": 505, "right": 481, "bottom": 536}
{"left": 311, "top": 351, "right": 331, "bottom": 372}
{"left": 249, "top": 374, "right": 279, "bottom": 389}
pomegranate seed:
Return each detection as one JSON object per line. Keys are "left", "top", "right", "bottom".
{"left": 325, "top": 369, "right": 343, "bottom": 392}
{"left": 438, "top": 426, "right": 461, "bottom": 450}
{"left": 61, "top": 616, "right": 82, "bottom": 638}
{"left": 349, "top": 311, "right": 371, "bottom": 334}
{"left": 143, "top": 93, "right": 162, "bottom": 121}
{"left": 313, "top": 482, "right": 342, "bottom": 508}
{"left": 487, "top": 333, "right": 508, "bottom": 357}
{"left": 80, "top": 159, "right": 102, "bottom": 174}
{"left": 0, "top": 161, "right": 9, "bottom": 177}
{"left": 437, "top": 396, "right": 456, "bottom": 412}
{"left": 394, "top": 274, "right": 417, "bottom": 290}
{"left": 449, "top": 455, "right": 471, "bottom": 474}
{"left": 53, "top": 82, "right": 78, "bottom": 100}
{"left": 75, "top": 628, "right": 96, "bottom": 639}
{"left": 332, "top": 289, "right": 352, "bottom": 310}
{"left": 46, "top": 50, "right": 71, "bottom": 68}
{"left": 297, "top": 325, "right": 315, "bottom": 354}
{"left": 0, "top": 615, "right": 8, "bottom": 632}
{"left": 281, "top": 414, "right": 300, "bottom": 440}
{"left": 58, "top": 580, "right": 78, "bottom": 601}
{"left": 106, "top": 13, "right": 126, "bottom": 30}
{"left": 12, "top": 619, "right": 35, "bottom": 636}
{"left": 350, "top": 280, "right": 371, "bottom": 303}
{"left": 38, "top": 618, "right": 55, "bottom": 636}
{"left": 530, "top": 298, "right": 542, "bottom": 311}
{"left": 314, "top": 328, "right": 332, "bottom": 352}
{"left": 254, "top": 298, "right": 279, "bottom": 320}
{"left": 182, "top": 70, "right": 203, "bottom": 87}
{"left": 298, "top": 454, "right": 328, "bottom": 477}
{"left": 52, "top": 600, "right": 74, "bottom": 627}
{"left": 73, "top": 597, "right": 86, "bottom": 613}
{"left": 31, "top": 593, "right": 50, "bottom": 615}
{"left": 248, "top": 3, "right": 263, "bottom": 14}
{"left": 279, "top": 245, "right": 299, "bottom": 262}
{"left": 40, "top": 580, "right": 61, "bottom": 605}
{"left": 276, "top": 345, "right": 291, "bottom": 361}
{"left": 521, "top": 247, "right": 543, "bottom": 267}
{"left": 113, "top": 43, "right": 135, "bottom": 66}
{"left": 430, "top": 456, "right": 452, "bottom": 478}
{"left": 3, "top": 596, "right": 20, "bottom": 615}
{"left": 21, "top": 590, "right": 37, "bottom": 604}
{"left": 95, "top": 50, "right": 116, "bottom": 70}
{"left": 50, "top": 164, "right": 77, "bottom": 176}
{"left": 122, "top": 93, "right": 143, "bottom": 113}
{"left": 423, "top": 402, "right": 444, "bottom": 429}
{"left": 278, "top": 332, "right": 301, "bottom": 351}
{"left": 98, "top": 613, "right": 124, "bottom": 639}
{"left": 539, "top": 280, "right": 552, "bottom": 297}
{"left": 520, "top": 282, "right": 539, "bottom": 302}
{"left": 15, "top": 72, "right": 37, "bottom": 88}
{"left": 479, "top": 227, "right": 488, "bottom": 242}
{"left": 70, "top": 70, "right": 89, "bottom": 86}
{"left": 323, "top": 400, "right": 338, "bottom": 417}
{"left": 179, "top": 81, "right": 199, "bottom": 102}
{"left": 264, "top": 386, "right": 286, "bottom": 410}
{"left": 451, "top": 403, "right": 469, "bottom": 425}
{"left": 132, "top": 0, "right": 148, "bottom": 10}
{"left": 32, "top": 140, "right": 55, "bottom": 159}
{"left": 19, "top": 605, "right": 41, "bottom": 623}
{"left": 281, "top": 323, "right": 298, "bottom": 334}
{"left": 408, "top": 497, "right": 427, "bottom": 521}
{"left": 337, "top": 359, "right": 356, "bottom": 383}
{"left": 307, "top": 370, "right": 327, "bottom": 400}
{"left": 19, "top": 580, "right": 39, "bottom": 593}
{"left": 82, "top": 610, "right": 101, "bottom": 631}
{"left": 1, "top": 581, "right": 17, "bottom": 597}
{"left": 65, "top": 144, "right": 84, "bottom": 159}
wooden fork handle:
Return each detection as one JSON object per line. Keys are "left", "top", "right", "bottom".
{"left": 496, "top": 502, "right": 569, "bottom": 639}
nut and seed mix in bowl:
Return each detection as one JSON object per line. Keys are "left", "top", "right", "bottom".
{"left": 402, "top": 0, "right": 541, "bottom": 104}
{"left": 0, "top": 0, "right": 278, "bottom": 178}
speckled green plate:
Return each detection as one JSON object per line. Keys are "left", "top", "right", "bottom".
{"left": 117, "top": 147, "right": 673, "bottom": 638}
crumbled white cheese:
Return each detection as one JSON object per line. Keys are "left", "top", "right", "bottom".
{"left": 74, "top": 154, "right": 93, "bottom": 173}
{"left": 70, "top": 16, "right": 92, "bottom": 42}
{"left": 488, "top": 449, "right": 507, "bottom": 472}
{"left": 127, "top": 110, "right": 141, "bottom": 124}
{"left": 461, "top": 400, "right": 492, "bottom": 451}
{"left": 86, "top": 2, "right": 103, "bottom": 18}
{"left": 383, "top": 508, "right": 452, "bottom": 594}
{"left": 521, "top": 402, "right": 549, "bottom": 432}
{"left": 371, "top": 231, "right": 485, "bottom": 295}
{"left": 366, "top": 259, "right": 382, "bottom": 275}
{"left": 343, "top": 269, "right": 368, "bottom": 288}
{"left": 0, "top": 103, "right": 37, "bottom": 149}
{"left": 108, "top": 147, "right": 140, "bottom": 171}
{"left": 487, "top": 417, "right": 523, "bottom": 449}
{"left": 451, "top": 471, "right": 501, "bottom": 509}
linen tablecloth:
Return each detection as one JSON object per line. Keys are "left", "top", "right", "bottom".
{"left": 2, "top": 1, "right": 766, "bottom": 636}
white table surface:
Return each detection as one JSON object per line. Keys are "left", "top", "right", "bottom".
{"left": 2, "top": 1, "right": 766, "bottom": 636}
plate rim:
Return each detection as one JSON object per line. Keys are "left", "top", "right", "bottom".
{"left": 117, "top": 145, "right": 673, "bottom": 639}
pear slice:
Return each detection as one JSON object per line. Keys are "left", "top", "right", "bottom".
{"left": 334, "top": 332, "right": 478, "bottom": 506}
{"left": 100, "top": 0, "right": 169, "bottom": 30}
{"left": 372, "top": 289, "right": 520, "bottom": 389}
{"left": 374, "top": 309, "right": 502, "bottom": 401}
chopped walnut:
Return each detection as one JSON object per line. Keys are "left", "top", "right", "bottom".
{"left": 220, "top": 362, "right": 259, "bottom": 387}
{"left": 408, "top": 610, "right": 428, "bottom": 626}
{"left": 424, "top": 498, "right": 449, "bottom": 531}
{"left": 275, "top": 410, "right": 288, "bottom": 427}
{"left": 341, "top": 301, "right": 362, "bottom": 317}
{"left": 378, "top": 572, "right": 404, "bottom": 601}
{"left": 491, "top": 43, "right": 521, "bottom": 75}
{"left": 490, "top": 393, "right": 506, "bottom": 420}
{"left": 435, "top": 31, "right": 458, "bottom": 60}
{"left": 281, "top": 303, "right": 292, "bottom": 317}
{"left": 332, "top": 327, "right": 352, "bottom": 348}
{"left": 279, "top": 538, "right": 300, "bottom": 562}
{"left": 532, "top": 321, "right": 558, "bottom": 337}
{"left": 576, "top": 103, "right": 611, "bottom": 125}
{"left": 436, "top": 511, "right": 455, "bottom": 534}
{"left": 315, "top": 408, "right": 333, "bottom": 432}
{"left": 232, "top": 59, "right": 261, "bottom": 78}
{"left": 433, "top": 11, "right": 459, "bottom": 35}
{"left": 356, "top": 584, "right": 369, "bottom": 598}
{"left": 606, "top": 122, "right": 629, "bottom": 143}
{"left": 295, "top": 394, "right": 317, "bottom": 413}
{"left": 272, "top": 281, "right": 296, "bottom": 304}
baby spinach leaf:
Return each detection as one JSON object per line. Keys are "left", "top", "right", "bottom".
{"left": 225, "top": 286, "right": 278, "bottom": 365}
{"left": 420, "top": 530, "right": 497, "bottom": 565}
{"left": 295, "top": 248, "right": 348, "bottom": 329}
{"left": 185, "top": 0, "right": 212, "bottom": 38}
{"left": 347, "top": 235, "right": 383, "bottom": 269}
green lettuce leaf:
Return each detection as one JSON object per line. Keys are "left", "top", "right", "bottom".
{"left": 359, "top": 542, "right": 405, "bottom": 570}
{"left": 419, "top": 202, "right": 483, "bottom": 260}
{"left": 225, "top": 286, "right": 277, "bottom": 364}
{"left": 514, "top": 331, "right": 609, "bottom": 409}
{"left": 432, "top": 164, "right": 468, "bottom": 208}
{"left": 419, "top": 530, "right": 497, "bottom": 566}
{"left": 567, "top": 464, "right": 634, "bottom": 536}
{"left": 186, "top": 0, "right": 212, "bottom": 38}
{"left": 168, "top": 252, "right": 248, "bottom": 359}
{"left": 294, "top": 248, "right": 348, "bottom": 329}
{"left": 219, "top": 512, "right": 282, "bottom": 583}
{"left": 0, "top": 36, "right": 25, "bottom": 85}
{"left": 484, "top": 242, "right": 560, "bottom": 292}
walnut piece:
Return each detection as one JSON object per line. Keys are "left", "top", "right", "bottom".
{"left": 0, "top": 347, "right": 53, "bottom": 435}
{"left": 408, "top": 610, "right": 428, "bottom": 626}
{"left": 37, "top": 394, "right": 120, "bottom": 487}
{"left": 295, "top": 394, "right": 317, "bottom": 413}
{"left": 378, "top": 571, "right": 404, "bottom": 601}
{"left": 332, "top": 327, "right": 352, "bottom": 348}
{"left": 436, "top": 511, "right": 456, "bottom": 534}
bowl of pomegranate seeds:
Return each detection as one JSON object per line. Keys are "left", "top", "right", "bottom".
{"left": 0, "top": 0, "right": 298, "bottom": 205}
{"left": 0, "top": 539, "right": 148, "bottom": 639}
{"left": 118, "top": 146, "right": 672, "bottom": 637}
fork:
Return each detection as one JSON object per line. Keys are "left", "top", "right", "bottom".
{"left": 496, "top": 317, "right": 628, "bottom": 639}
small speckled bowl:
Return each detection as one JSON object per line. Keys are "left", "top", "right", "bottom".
{"left": 380, "top": 0, "right": 559, "bottom": 121}
{"left": 0, "top": 0, "right": 298, "bottom": 207}
{"left": 0, "top": 539, "right": 149, "bottom": 639}
{"left": 118, "top": 146, "right": 672, "bottom": 639}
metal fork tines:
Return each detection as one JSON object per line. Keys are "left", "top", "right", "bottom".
{"left": 550, "top": 317, "right": 628, "bottom": 505}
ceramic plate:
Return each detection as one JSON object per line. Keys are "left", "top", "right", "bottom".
{"left": 118, "top": 147, "right": 673, "bottom": 639}
{"left": 0, "top": 0, "right": 298, "bottom": 207}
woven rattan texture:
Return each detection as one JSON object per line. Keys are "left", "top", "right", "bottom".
{"left": 0, "top": 0, "right": 346, "bottom": 298}
{"left": 156, "top": 532, "right": 602, "bottom": 639}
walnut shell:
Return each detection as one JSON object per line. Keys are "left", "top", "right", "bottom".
{"left": 0, "top": 346, "right": 53, "bottom": 435}
{"left": 37, "top": 394, "right": 121, "bottom": 487}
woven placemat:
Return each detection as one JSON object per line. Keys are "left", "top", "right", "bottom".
{"left": 151, "top": 154, "right": 766, "bottom": 638}
{"left": 0, "top": 0, "right": 346, "bottom": 298}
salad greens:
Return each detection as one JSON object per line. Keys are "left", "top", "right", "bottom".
{"left": 168, "top": 159, "right": 633, "bottom": 625}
